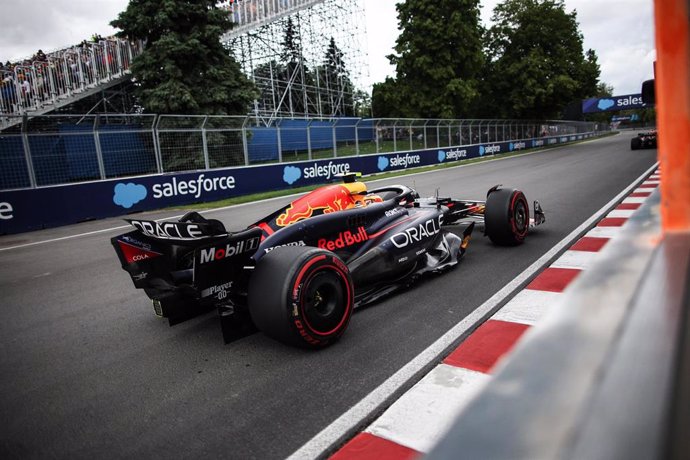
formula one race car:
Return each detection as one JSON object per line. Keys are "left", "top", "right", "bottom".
{"left": 630, "top": 130, "right": 657, "bottom": 150}
{"left": 112, "top": 173, "right": 545, "bottom": 348}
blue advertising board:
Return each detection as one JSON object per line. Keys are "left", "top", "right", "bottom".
{"left": 582, "top": 94, "right": 646, "bottom": 114}
{"left": 0, "top": 133, "right": 595, "bottom": 234}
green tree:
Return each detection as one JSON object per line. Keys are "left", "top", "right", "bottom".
{"left": 484, "top": 0, "right": 601, "bottom": 119}
{"left": 596, "top": 81, "right": 614, "bottom": 97}
{"left": 111, "top": 0, "right": 257, "bottom": 115}
{"left": 371, "top": 77, "right": 403, "bottom": 118}
{"left": 278, "top": 17, "right": 315, "bottom": 116}
{"left": 353, "top": 89, "right": 372, "bottom": 118}
{"left": 386, "top": 0, "right": 484, "bottom": 118}
{"left": 317, "top": 37, "right": 355, "bottom": 116}
{"left": 253, "top": 59, "right": 286, "bottom": 113}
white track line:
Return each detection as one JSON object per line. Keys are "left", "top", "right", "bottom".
{"left": 287, "top": 161, "right": 658, "bottom": 460}
{"left": 0, "top": 133, "right": 618, "bottom": 253}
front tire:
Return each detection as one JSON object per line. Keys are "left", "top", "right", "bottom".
{"left": 485, "top": 188, "right": 529, "bottom": 246}
{"left": 248, "top": 246, "right": 354, "bottom": 348}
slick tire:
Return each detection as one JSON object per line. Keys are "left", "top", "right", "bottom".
{"left": 631, "top": 137, "right": 641, "bottom": 150}
{"left": 248, "top": 246, "right": 354, "bottom": 349}
{"left": 485, "top": 188, "right": 529, "bottom": 246}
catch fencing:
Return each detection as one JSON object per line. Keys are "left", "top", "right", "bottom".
{"left": 0, "top": 114, "right": 603, "bottom": 191}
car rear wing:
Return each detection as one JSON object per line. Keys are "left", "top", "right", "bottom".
{"left": 111, "top": 213, "right": 262, "bottom": 304}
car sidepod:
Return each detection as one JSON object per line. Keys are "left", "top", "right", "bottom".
{"left": 346, "top": 206, "right": 469, "bottom": 305}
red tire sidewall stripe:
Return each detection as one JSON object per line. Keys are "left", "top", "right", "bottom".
{"left": 292, "top": 254, "right": 353, "bottom": 337}
{"left": 510, "top": 192, "right": 529, "bottom": 238}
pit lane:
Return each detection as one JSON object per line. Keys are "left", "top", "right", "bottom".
{"left": 0, "top": 133, "right": 656, "bottom": 459}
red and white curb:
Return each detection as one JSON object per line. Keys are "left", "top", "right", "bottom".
{"left": 328, "top": 169, "right": 661, "bottom": 459}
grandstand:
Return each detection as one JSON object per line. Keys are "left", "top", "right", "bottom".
{"left": 0, "top": 0, "right": 368, "bottom": 130}
{"left": 0, "top": 39, "right": 144, "bottom": 129}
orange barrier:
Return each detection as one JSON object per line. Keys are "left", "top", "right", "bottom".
{"left": 655, "top": 0, "right": 690, "bottom": 231}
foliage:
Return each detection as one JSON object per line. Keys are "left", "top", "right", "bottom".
{"left": 353, "top": 89, "right": 372, "bottom": 118}
{"left": 254, "top": 26, "right": 358, "bottom": 117}
{"left": 316, "top": 37, "right": 354, "bottom": 116}
{"left": 372, "top": 77, "right": 404, "bottom": 118}
{"left": 111, "top": 0, "right": 257, "bottom": 115}
{"left": 596, "top": 81, "right": 614, "bottom": 97}
{"left": 482, "top": 0, "right": 601, "bottom": 119}
{"left": 377, "top": 0, "right": 484, "bottom": 119}
{"left": 273, "top": 17, "right": 315, "bottom": 116}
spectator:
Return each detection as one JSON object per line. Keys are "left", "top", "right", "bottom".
{"left": 18, "top": 74, "right": 31, "bottom": 107}
{"left": 33, "top": 49, "right": 47, "bottom": 62}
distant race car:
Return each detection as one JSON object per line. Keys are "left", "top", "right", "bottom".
{"left": 112, "top": 173, "right": 545, "bottom": 348}
{"left": 630, "top": 130, "right": 657, "bottom": 150}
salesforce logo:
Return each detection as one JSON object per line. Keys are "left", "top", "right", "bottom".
{"left": 378, "top": 154, "right": 420, "bottom": 170}
{"left": 479, "top": 145, "right": 501, "bottom": 157}
{"left": 114, "top": 174, "right": 237, "bottom": 208}
{"left": 283, "top": 166, "right": 301, "bottom": 185}
{"left": 440, "top": 149, "right": 466, "bottom": 162}
{"left": 598, "top": 99, "right": 615, "bottom": 110}
{"left": 377, "top": 156, "right": 389, "bottom": 171}
{"left": 284, "top": 162, "right": 352, "bottom": 184}
{"left": 389, "top": 154, "right": 421, "bottom": 168}
{"left": 113, "top": 182, "right": 147, "bottom": 209}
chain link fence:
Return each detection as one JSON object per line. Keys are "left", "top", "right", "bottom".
{"left": 0, "top": 114, "right": 605, "bottom": 191}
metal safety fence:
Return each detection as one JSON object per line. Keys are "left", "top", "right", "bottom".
{"left": 0, "top": 38, "right": 143, "bottom": 123}
{"left": 0, "top": 114, "right": 604, "bottom": 191}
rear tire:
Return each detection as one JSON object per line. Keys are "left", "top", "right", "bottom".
{"left": 631, "top": 137, "right": 641, "bottom": 150}
{"left": 485, "top": 188, "right": 529, "bottom": 246}
{"left": 248, "top": 246, "right": 354, "bottom": 348}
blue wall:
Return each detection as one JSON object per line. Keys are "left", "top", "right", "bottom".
{"left": 0, "top": 124, "right": 156, "bottom": 188}
{"left": 247, "top": 118, "right": 375, "bottom": 162}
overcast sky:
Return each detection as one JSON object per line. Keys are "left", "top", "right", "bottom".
{"left": 2, "top": 0, "right": 655, "bottom": 95}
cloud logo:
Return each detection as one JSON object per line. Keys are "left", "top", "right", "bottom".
{"left": 479, "top": 146, "right": 485, "bottom": 156}
{"left": 283, "top": 166, "right": 302, "bottom": 185}
{"left": 438, "top": 150, "right": 446, "bottom": 163}
{"left": 597, "top": 99, "right": 615, "bottom": 110}
{"left": 113, "top": 183, "right": 147, "bottom": 209}
{"left": 509, "top": 143, "right": 514, "bottom": 152}
{"left": 377, "top": 156, "right": 389, "bottom": 171}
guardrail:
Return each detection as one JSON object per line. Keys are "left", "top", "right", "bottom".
{"left": 0, "top": 115, "right": 603, "bottom": 191}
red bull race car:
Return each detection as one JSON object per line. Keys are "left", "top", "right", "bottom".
{"left": 112, "top": 174, "right": 545, "bottom": 348}
{"left": 630, "top": 130, "right": 657, "bottom": 150}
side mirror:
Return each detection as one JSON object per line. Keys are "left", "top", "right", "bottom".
{"left": 641, "top": 79, "right": 655, "bottom": 105}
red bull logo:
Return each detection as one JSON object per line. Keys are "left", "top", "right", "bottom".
{"left": 318, "top": 227, "right": 369, "bottom": 251}
{"left": 276, "top": 185, "right": 356, "bottom": 227}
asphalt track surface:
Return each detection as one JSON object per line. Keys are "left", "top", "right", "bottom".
{"left": 0, "top": 134, "right": 657, "bottom": 459}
